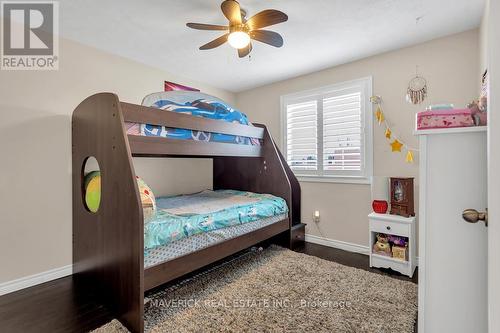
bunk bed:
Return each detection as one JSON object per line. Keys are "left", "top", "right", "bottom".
{"left": 72, "top": 92, "right": 301, "bottom": 333}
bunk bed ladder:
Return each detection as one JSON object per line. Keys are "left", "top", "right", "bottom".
{"left": 276, "top": 148, "right": 301, "bottom": 225}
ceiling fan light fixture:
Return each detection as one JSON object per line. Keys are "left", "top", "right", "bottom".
{"left": 228, "top": 31, "right": 251, "bottom": 49}
{"left": 187, "top": 0, "right": 288, "bottom": 56}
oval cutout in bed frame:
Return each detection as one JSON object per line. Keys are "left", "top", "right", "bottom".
{"left": 82, "top": 156, "right": 101, "bottom": 214}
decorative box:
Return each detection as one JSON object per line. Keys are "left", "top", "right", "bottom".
{"left": 416, "top": 108, "right": 474, "bottom": 130}
{"left": 392, "top": 245, "right": 408, "bottom": 261}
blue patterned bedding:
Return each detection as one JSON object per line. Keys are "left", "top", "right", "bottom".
{"left": 144, "top": 190, "right": 288, "bottom": 250}
{"left": 144, "top": 214, "right": 287, "bottom": 267}
{"left": 125, "top": 91, "right": 260, "bottom": 145}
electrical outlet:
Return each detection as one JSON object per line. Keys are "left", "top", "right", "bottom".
{"left": 313, "top": 210, "right": 320, "bottom": 223}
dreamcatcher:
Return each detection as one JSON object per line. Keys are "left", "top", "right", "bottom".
{"left": 406, "top": 67, "right": 427, "bottom": 105}
{"left": 405, "top": 15, "right": 428, "bottom": 105}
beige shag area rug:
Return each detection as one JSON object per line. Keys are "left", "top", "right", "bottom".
{"left": 93, "top": 246, "right": 417, "bottom": 333}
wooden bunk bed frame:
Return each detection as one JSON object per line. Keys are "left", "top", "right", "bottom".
{"left": 72, "top": 93, "right": 301, "bottom": 332}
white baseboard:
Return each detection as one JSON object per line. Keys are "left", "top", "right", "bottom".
{"left": 305, "top": 234, "right": 369, "bottom": 254}
{"left": 0, "top": 234, "right": 418, "bottom": 297}
{"left": 0, "top": 265, "right": 73, "bottom": 296}
{"left": 305, "top": 234, "right": 419, "bottom": 266}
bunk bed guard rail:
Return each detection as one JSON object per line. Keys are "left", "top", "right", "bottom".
{"left": 121, "top": 102, "right": 265, "bottom": 158}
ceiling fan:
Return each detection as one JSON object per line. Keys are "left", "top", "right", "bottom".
{"left": 186, "top": 0, "right": 288, "bottom": 58}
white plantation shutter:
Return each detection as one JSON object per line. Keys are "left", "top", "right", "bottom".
{"left": 323, "top": 92, "right": 362, "bottom": 172}
{"left": 282, "top": 77, "right": 372, "bottom": 182}
{"left": 286, "top": 101, "right": 318, "bottom": 171}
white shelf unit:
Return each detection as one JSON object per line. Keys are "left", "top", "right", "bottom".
{"left": 368, "top": 212, "right": 417, "bottom": 277}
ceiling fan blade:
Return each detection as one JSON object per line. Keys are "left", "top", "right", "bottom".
{"left": 250, "top": 30, "right": 284, "bottom": 47}
{"left": 238, "top": 43, "right": 252, "bottom": 58}
{"left": 199, "top": 34, "right": 229, "bottom": 50}
{"left": 187, "top": 23, "right": 228, "bottom": 31}
{"left": 246, "top": 10, "right": 288, "bottom": 30}
{"left": 221, "top": 0, "right": 242, "bottom": 25}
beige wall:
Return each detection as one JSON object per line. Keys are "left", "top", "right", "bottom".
{"left": 0, "top": 28, "right": 481, "bottom": 284}
{"left": 479, "top": 0, "right": 489, "bottom": 74}
{"left": 0, "top": 35, "right": 233, "bottom": 283}
{"left": 236, "top": 30, "right": 479, "bottom": 248}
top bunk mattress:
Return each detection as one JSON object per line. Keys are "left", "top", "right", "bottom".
{"left": 125, "top": 91, "right": 261, "bottom": 146}
{"left": 145, "top": 190, "right": 288, "bottom": 250}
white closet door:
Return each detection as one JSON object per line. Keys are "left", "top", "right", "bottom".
{"left": 418, "top": 128, "right": 487, "bottom": 333}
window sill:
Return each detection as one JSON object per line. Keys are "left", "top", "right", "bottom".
{"left": 295, "top": 175, "right": 372, "bottom": 185}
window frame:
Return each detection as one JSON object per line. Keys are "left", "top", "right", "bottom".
{"left": 280, "top": 77, "right": 373, "bottom": 184}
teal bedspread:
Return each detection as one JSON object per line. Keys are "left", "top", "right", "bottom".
{"left": 144, "top": 190, "right": 288, "bottom": 250}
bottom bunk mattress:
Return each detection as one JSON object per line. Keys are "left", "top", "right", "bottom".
{"left": 144, "top": 189, "right": 289, "bottom": 252}
{"left": 144, "top": 214, "right": 287, "bottom": 268}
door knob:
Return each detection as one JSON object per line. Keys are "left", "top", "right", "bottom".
{"left": 462, "top": 208, "right": 488, "bottom": 227}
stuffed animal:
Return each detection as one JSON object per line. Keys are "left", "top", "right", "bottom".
{"left": 467, "top": 100, "right": 487, "bottom": 126}
{"left": 84, "top": 171, "right": 101, "bottom": 213}
{"left": 373, "top": 233, "right": 391, "bottom": 257}
{"left": 136, "top": 176, "right": 157, "bottom": 223}
{"left": 388, "top": 235, "right": 407, "bottom": 247}
{"left": 84, "top": 172, "right": 156, "bottom": 223}
{"left": 478, "top": 96, "right": 488, "bottom": 113}
{"left": 377, "top": 233, "right": 389, "bottom": 244}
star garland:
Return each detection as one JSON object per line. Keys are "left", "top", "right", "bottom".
{"left": 370, "top": 95, "right": 418, "bottom": 163}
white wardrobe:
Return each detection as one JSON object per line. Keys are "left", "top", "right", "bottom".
{"left": 417, "top": 127, "right": 488, "bottom": 333}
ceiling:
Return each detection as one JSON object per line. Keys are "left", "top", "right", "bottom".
{"left": 59, "top": 0, "right": 485, "bottom": 92}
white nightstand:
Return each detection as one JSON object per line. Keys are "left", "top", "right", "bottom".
{"left": 368, "top": 212, "right": 417, "bottom": 277}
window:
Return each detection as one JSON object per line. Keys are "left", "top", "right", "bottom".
{"left": 281, "top": 77, "right": 373, "bottom": 183}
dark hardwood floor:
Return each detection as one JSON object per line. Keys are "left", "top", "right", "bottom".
{"left": 0, "top": 275, "right": 114, "bottom": 333}
{"left": 297, "top": 242, "right": 418, "bottom": 283}
{"left": 0, "top": 242, "right": 418, "bottom": 333}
